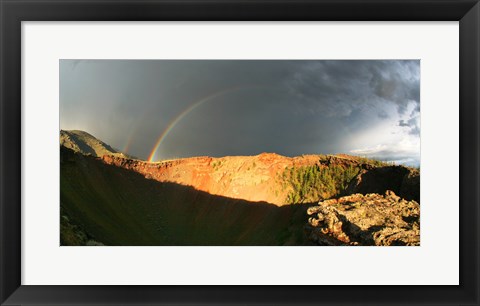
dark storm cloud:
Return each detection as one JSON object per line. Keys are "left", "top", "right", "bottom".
{"left": 285, "top": 60, "right": 419, "bottom": 117}
{"left": 60, "top": 60, "right": 420, "bottom": 164}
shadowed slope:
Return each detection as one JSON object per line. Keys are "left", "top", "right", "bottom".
{"left": 345, "top": 166, "right": 420, "bottom": 202}
{"left": 61, "top": 146, "right": 314, "bottom": 246}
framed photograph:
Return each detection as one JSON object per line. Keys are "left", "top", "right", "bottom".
{"left": 1, "top": 0, "right": 479, "bottom": 305}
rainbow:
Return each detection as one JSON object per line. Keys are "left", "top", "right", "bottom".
{"left": 122, "top": 132, "right": 135, "bottom": 154}
{"left": 147, "top": 86, "right": 260, "bottom": 162}
{"left": 121, "top": 106, "right": 159, "bottom": 155}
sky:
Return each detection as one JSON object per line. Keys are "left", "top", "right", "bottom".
{"left": 60, "top": 60, "right": 420, "bottom": 166}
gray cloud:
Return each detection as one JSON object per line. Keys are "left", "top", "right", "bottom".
{"left": 285, "top": 60, "right": 419, "bottom": 118}
{"left": 398, "top": 115, "right": 420, "bottom": 136}
{"left": 60, "top": 60, "right": 420, "bottom": 165}
{"left": 377, "top": 110, "right": 389, "bottom": 119}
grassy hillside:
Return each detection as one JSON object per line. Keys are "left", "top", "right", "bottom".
{"left": 61, "top": 147, "right": 314, "bottom": 246}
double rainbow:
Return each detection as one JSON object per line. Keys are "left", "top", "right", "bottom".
{"left": 147, "top": 86, "right": 261, "bottom": 162}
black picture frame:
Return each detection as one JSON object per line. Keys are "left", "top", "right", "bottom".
{"left": 1, "top": 1, "right": 479, "bottom": 305}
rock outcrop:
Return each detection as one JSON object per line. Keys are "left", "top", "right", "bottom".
{"left": 306, "top": 191, "right": 420, "bottom": 246}
{"left": 60, "top": 210, "right": 105, "bottom": 246}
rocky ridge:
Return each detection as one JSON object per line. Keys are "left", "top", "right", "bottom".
{"left": 101, "top": 153, "right": 323, "bottom": 205}
{"left": 306, "top": 191, "right": 420, "bottom": 246}
{"left": 101, "top": 153, "right": 419, "bottom": 205}
{"left": 60, "top": 130, "right": 126, "bottom": 158}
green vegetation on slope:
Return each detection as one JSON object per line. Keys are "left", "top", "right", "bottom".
{"left": 282, "top": 164, "right": 361, "bottom": 204}
{"left": 280, "top": 155, "right": 411, "bottom": 205}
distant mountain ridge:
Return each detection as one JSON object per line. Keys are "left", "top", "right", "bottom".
{"left": 60, "top": 130, "right": 127, "bottom": 158}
